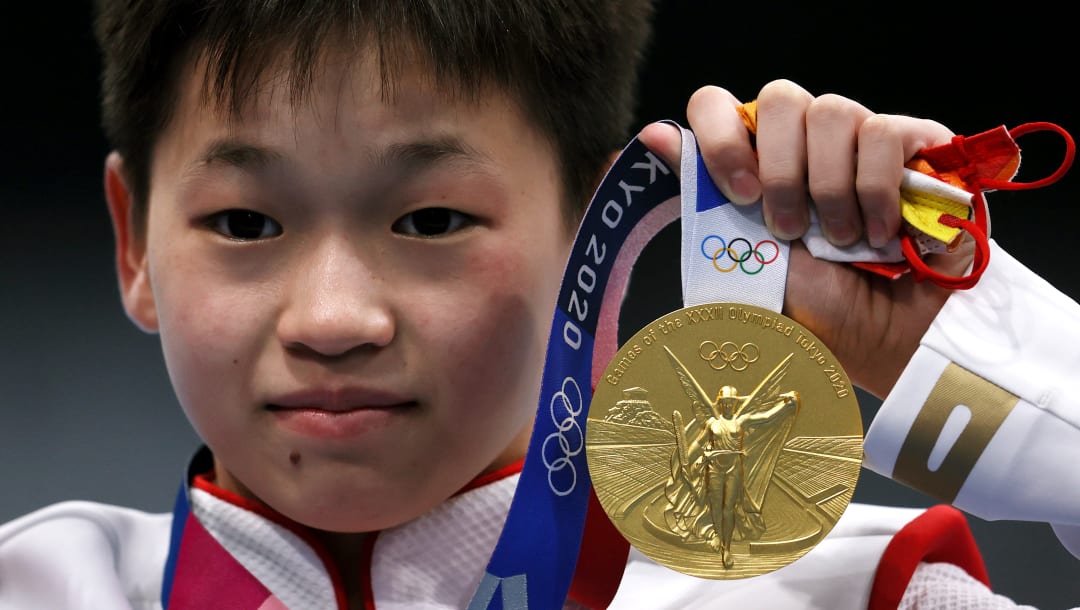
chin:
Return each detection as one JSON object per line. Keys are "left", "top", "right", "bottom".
{"left": 273, "top": 473, "right": 437, "bottom": 533}
{"left": 291, "top": 498, "right": 428, "bottom": 534}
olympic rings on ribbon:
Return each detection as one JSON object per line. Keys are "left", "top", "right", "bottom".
{"left": 541, "top": 376, "right": 584, "bottom": 496}
{"left": 700, "top": 235, "right": 780, "bottom": 275}
{"left": 699, "top": 340, "right": 760, "bottom": 371}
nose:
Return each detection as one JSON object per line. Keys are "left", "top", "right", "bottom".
{"left": 276, "top": 237, "right": 395, "bottom": 358}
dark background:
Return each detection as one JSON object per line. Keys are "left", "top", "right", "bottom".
{"left": 2, "top": 2, "right": 1077, "bottom": 608}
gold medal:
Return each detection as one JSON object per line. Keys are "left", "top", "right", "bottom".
{"left": 586, "top": 302, "right": 862, "bottom": 579}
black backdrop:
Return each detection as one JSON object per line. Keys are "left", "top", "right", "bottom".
{"left": 1, "top": 2, "right": 1077, "bottom": 607}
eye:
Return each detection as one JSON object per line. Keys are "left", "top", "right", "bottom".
{"left": 392, "top": 207, "right": 474, "bottom": 238}
{"left": 207, "top": 209, "right": 283, "bottom": 240}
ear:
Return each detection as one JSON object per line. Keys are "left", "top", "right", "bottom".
{"left": 104, "top": 152, "right": 159, "bottom": 333}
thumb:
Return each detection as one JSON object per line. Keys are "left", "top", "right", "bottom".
{"left": 637, "top": 121, "right": 684, "bottom": 178}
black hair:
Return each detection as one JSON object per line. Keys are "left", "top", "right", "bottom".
{"left": 94, "top": 0, "right": 657, "bottom": 232}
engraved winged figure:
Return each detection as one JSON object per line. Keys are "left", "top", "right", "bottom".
{"left": 662, "top": 346, "right": 800, "bottom": 568}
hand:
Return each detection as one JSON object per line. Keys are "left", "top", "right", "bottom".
{"left": 639, "top": 79, "right": 973, "bottom": 398}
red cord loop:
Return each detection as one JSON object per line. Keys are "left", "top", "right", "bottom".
{"left": 903, "top": 121, "right": 1073, "bottom": 290}
{"left": 902, "top": 214, "right": 990, "bottom": 291}
{"left": 979, "top": 122, "right": 1075, "bottom": 191}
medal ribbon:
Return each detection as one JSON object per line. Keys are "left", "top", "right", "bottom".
{"left": 471, "top": 125, "right": 789, "bottom": 608}
{"left": 469, "top": 134, "right": 683, "bottom": 610}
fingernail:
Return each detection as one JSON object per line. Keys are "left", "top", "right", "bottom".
{"left": 769, "top": 208, "right": 806, "bottom": 241}
{"left": 867, "top": 217, "right": 890, "bottom": 249}
{"left": 823, "top": 217, "right": 857, "bottom": 246}
{"left": 729, "top": 169, "right": 761, "bottom": 204}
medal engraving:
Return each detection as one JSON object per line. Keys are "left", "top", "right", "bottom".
{"left": 587, "top": 303, "right": 862, "bottom": 579}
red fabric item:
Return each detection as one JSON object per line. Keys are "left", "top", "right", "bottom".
{"left": 736, "top": 100, "right": 1074, "bottom": 290}
{"left": 888, "top": 122, "right": 1073, "bottom": 290}
{"left": 567, "top": 489, "right": 632, "bottom": 609}
{"left": 361, "top": 534, "right": 379, "bottom": 610}
{"left": 880, "top": 125, "right": 1021, "bottom": 289}
{"left": 910, "top": 125, "right": 1021, "bottom": 186}
{"left": 851, "top": 260, "right": 909, "bottom": 280}
{"left": 867, "top": 504, "right": 990, "bottom": 610}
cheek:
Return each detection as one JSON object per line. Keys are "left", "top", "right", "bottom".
{"left": 150, "top": 252, "right": 275, "bottom": 426}
{"left": 430, "top": 245, "right": 561, "bottom": 413}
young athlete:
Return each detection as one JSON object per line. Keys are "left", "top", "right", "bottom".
{"left": 1, "top": 1, "right": 1077, "bottom": 609}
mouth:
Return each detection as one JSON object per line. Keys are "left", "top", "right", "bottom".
{"left": 267, "top": 402, "right": 418, "bottom": 440}
{"left": 266, "top": 388, "right": 418, "bottom": 440}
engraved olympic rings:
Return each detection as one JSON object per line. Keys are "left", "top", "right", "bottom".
{"left": 700, "top": 235, "right": 780, "bottom": 275}
{"left": 699, "top": 340, "right": 760, "bottom": 371}
{"left": 542, "top": 376, "right": 584, "bottom": 496}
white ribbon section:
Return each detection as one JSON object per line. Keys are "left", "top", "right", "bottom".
{"left": 679, "top": 128, "right": 789, "bottom": 312}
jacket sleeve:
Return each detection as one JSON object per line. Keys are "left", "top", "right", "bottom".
{"left": 863, "top": 239, "right": 1080, "bottom": 558}
{"left": 0, "top": 501, "right": 169, "bottom": 610}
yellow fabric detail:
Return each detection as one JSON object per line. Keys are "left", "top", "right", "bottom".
{"left": 900, "top": 190, "right": 970, "bottom": 245}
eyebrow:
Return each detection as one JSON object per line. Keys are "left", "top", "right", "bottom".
{"left": 197, "top": 139, "right": 283, "bottom": 170}
{"left": 376, "top": 136, "right": 491, "bottom": 173}
{"left": 184, "top": 134, "right": 490, "bottom": 181}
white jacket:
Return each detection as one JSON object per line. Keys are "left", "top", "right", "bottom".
{"left": 0, "top": 471, "right": 982, "bottom": 610}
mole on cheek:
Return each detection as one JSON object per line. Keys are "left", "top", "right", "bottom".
{"left": 289, "top": 451, "right": 301, "bottom": 466}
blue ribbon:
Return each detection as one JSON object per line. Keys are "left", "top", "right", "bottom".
{"left": 470, "top": 136, "right": 680, "bottom": 609}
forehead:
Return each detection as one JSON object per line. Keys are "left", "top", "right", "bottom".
{"left": 178, "top": 41, "right": 470, "bottom": 134}
{"left": 146, "top": 40, "right": 572, "bottom": 230}
{"left": 155, "top": 41, "right": 548, "bottom": 172}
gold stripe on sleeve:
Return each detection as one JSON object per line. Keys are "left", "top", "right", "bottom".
{"left": 892, "top": 362, "right": 1019, "bottom": 503}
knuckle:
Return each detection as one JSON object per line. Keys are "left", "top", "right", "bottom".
{"left": 858, "top": 114, "right": 903, "bottom": 143}
{"left": 757, "top": 79, "right": 811, "bottom": 111}
{"left": 808, "top": 179, "right": 853, "bottom": 208}
{"left": 806, "top": 93, "right": 859, "bottom": 124}
{"left": 910, "top": 117, "right": 954, "bottom": 148}
{"left": 855, "top": 180, "right": 898, "bottom": 210}
{"left": 759, "top": 173, "right": 804, "bottom": 197}
{"left": 696, "top": 136, "right": 740, "bottom": 170}
{"left": 687, "top": 85, "right": 730, "bottom": 115}
{"left": 924, "top": 118, "right": 952, "bottom": 138}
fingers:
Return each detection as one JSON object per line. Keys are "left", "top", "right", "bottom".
{"left": 648, "top": 80, "right": 957, "bottom": 250}
{"left": 853, "top": 114, "right": 954, "bottom": 247}
{"left": 804, "top": 94, "right": 872, "bottom": 246}
{"left": 686, "top": 86, "right": 762, "bottom": 205}
{"left": 754, "top": 81, "right": 815, "bottom": 240}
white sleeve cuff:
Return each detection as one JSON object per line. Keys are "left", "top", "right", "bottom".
{"left": 864, "top": 240, "right": 1080, "bottom": 553}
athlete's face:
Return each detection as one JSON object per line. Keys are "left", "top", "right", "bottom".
{"left": 106, "top": 47, "right": 574, "bottom": 531}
